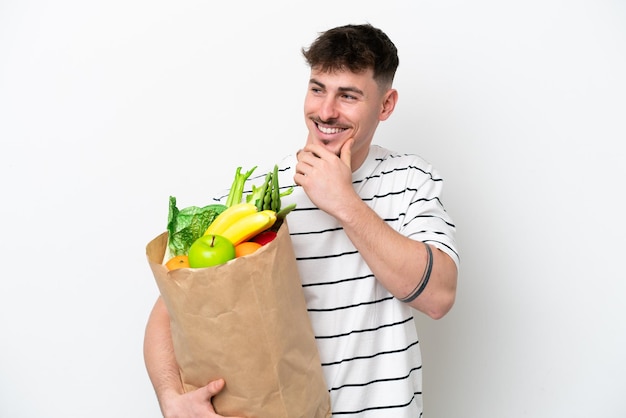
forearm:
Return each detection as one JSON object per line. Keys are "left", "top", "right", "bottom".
{"left": 143, "top": 297, "right": 185, "bottom": 413}
{"left": 294, "top": 142, "right": 457, "bottom": 318}
{"left": 336, "top": 198, "right": 457, "bottom": 319}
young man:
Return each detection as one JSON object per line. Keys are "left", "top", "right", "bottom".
{"left": 144, "top": 23, "right": 459, "bottom": 417}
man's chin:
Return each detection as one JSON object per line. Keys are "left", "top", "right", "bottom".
{"left": 306, "top": 131, "right": 346, "bottom": 155}
{"left": 319, "top": 141, "right": 343, "bottom": 156}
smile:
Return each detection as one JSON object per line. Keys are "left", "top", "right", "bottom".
{"left": 317, "top": 124, "right": 347, "bottom": 134}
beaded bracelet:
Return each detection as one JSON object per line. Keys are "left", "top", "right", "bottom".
{"left": 400, "top": 242, "right": 433, "bottom": 303}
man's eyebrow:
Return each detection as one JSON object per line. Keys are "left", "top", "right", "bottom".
{"left": 308, "top": 78, "right": 364, "bottom": 96}
{"left": 338, "top": 86, "right": 364, "bottom": 96}
{"left": 309, "top": 78, "right": 325, "bottom": 89}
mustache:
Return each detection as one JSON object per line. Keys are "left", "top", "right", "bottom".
{"left": 312, "top": 116, "right": 339, "bottom": 126}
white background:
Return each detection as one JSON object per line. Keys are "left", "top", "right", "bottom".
{"left": 1, "top": 1, "right": 625, "bottom": 417}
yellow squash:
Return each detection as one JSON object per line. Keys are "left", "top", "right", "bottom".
{"left": 204, "top": 203, "right": 258, "bottom": 236}
{"left": 221, "top": 210, "right": 277, "bottom": 246}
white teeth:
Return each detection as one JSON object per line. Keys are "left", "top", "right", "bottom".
{"left": 318, "top": 125, "right": 344, "bottom": 134}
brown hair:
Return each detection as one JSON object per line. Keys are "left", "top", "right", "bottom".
{"left": 302, "top": 23, "right": 399, "bottom": 88}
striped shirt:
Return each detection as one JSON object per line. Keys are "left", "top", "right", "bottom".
{"left": 265, "top": 145, "right": 459, "bottom": 417}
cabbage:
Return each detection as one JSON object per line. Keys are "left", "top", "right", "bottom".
{"left": 166, "top": 196, "right": 227, "bottom": 257}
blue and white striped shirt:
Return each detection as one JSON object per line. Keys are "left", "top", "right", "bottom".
{"left": 266, "top": 145, "right": 459, "bottom": 417}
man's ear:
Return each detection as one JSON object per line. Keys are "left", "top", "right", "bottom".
{"left": 379, "top": 88, "right": 398, "bottom": 121}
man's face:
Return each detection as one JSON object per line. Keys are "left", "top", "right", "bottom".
{"left": 303, "top": 67, "right": 396, "bottom": 170}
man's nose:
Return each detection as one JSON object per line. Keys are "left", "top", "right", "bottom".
{"left": 318, "top": 97, "right": 339, "bottom": 121}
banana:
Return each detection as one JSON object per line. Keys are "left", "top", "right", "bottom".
{"left": 204, "top": 203, "right": 258, "bottom": 236}
{"left": 221, "top": 210, "right": 277, "bottom": 246}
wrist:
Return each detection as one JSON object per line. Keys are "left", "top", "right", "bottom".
{"left": 332, "top": 191, "right": 365, "bottom": 225}
{"left": 158, "top": 388, "right": 185, "bottom": 418}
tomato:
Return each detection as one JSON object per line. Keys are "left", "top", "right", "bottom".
{"left": 251, "top": 230, "right": 277, "bottom": 246}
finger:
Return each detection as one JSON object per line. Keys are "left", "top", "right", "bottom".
{"left": 202, "top": 379, "right": 244, "bottom": 418}
{"left": 293, "top": 167, "right": 303, "bottom": 185}
{"left": 297, "top": 150, "right": 322, "bottom": 168}
{"left": 203, "top": 378, "right": 226, "bottom": 399}
{"left": 302, "top": 143, "right": 327, "bottom": 158}
{"left": 340, "top": 138, "right": 354, "bottom": 169}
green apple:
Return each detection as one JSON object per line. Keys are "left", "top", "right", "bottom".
{"left": 188, "top": 234, "right": 236, "bottom": 268}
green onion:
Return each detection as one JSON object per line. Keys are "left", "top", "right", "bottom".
{"left": 225, "top": 165, "right": 257, "bottom": 207}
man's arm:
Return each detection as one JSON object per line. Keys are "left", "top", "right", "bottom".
{"left": 144, "top": 297, "right": 185, "bottom": 407}
{"left": 143, "top": 297, "right": 235, "bottom": 418}
{"left": 329, "top": 200, "right": 457, "bottom": 318}
{"left": 294, "top": 141, "right": 457, "bottom": 319}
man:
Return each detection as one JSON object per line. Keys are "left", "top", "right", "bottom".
{"left": 144, "top": 23, "right": 459, "bottom": 417}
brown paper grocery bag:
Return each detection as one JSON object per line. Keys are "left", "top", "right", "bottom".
{"left": 146, "top": 222, "right": 331, "bottom": 418}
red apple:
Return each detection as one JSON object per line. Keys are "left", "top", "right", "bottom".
{"left": 188, "top": 234, "right": 235, "bottom": 268}
{"left": 251, "top": 230, "right": 277, "bottom": 246}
